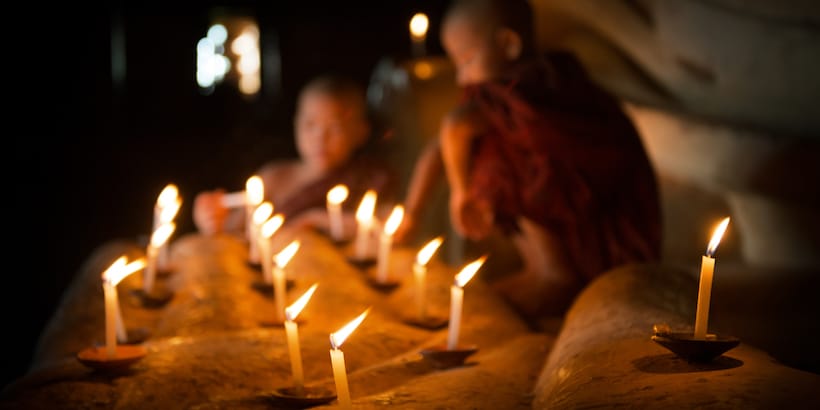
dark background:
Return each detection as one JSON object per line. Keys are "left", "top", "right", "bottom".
{"left": 10, "top": 1, "right": 448, "bottom": 389}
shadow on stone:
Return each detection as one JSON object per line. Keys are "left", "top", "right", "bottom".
{"left": 632, "top": 353, "right": 743, "bottom": 374}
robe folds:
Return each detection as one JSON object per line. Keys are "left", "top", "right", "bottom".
{"left": 465, "top": 51, "right": 662, "bottom": 282}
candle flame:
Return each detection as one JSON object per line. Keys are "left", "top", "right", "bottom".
{"left": 103, "top": 256, "right": 146, "bottom": 286}
{"left": 286, "top": 283, "right": 318, "bottom": 321}
{"left": 706, "top": 217, "right": 730, "bottom": 257}
{"left": 454, "top": 255, "right": 487, "bottom": 287}
{"left": 355, "top": 190, "right": 377, "bottom": 224}
{"left": 157, "top": 184, "right": 179, "bottom": 208}
{"left": 330, "top": 307, "right": 370, "bottom": 349}
{"left": 409, "top": 13, "right": 429, "bottom": 38}
{"left": 245, "top": 175, "right": 264, "bottom": 206}
{"left": 150, "top": 222, "right": 176, "bottom": 248}
{"left": 383, "top": 205, "right": 404, "bottom": 236}
{"left": 261, "top": 214, "right": 284, "bottom": 238}
{"left": 416, "top": 236, "right": 443, "bottom": 266}
{"left": 253, "top": 201, "right": 274, "bottom": 225}
{"left": 275, "top": 240, "right": 300, "bottom": 268}
{"left": 159, "top": 198, "right": 182, "bottom": 224}
{"left": 327, "top": 184, "right": 349, "bottom": 205}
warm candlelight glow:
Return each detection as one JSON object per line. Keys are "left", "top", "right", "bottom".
{"left": 706, "top": 217, "right": 731, "bottom": 257}
{"left": 286, "top": 283, "right": 318, "bottom": 321}
{"left": 157, "top": 184, "right": 179, "bottom": 209}
{"left": 159, "top": 197, "right": 181, "bottom": 224}
{"left": 409, "top": 13, "right": 429, "bottom": 39}
{"left": 245, "top": 175, "right": 264, "bottom": 206}
{"left": 253, "top": 201, "right": 274, "bottom": 225}
{"left": 383, "top": 205, "right": 404, "bottom": 236}
{"left": 454, "top": 255, "right": 487, "bottom": 287}
{"left": 275, "top": 240, "right": 301, "bottom": 268}
{"left": 416, "top": 236, "right": 443, "bottom": 266}
{"left": 355, "top": 190, "right": 377, "bottom": 224}
{"left": 330, "top": 308, "right": 370, "bottom": 349}
{"left": 261, "top": 214, "right": 284, "bottom": 238}
{"left": 151, "top": 222, "right": 176, "bottom": 248}
{"left": 327, "top": 184, "right": 349, "bottom": 205}
{"left": 102, "top": 256, "right": 146, "bottom": 286}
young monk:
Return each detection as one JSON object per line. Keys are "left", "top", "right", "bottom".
{"left": 397, "top": 0, "right": 662, "bottom": 317}
{"left": 193, "top": 74, "right": 396, "bottom": 237}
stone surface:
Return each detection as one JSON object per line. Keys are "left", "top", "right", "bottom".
{"left": 0, "top": 228, "right": 552, "bottom": 409}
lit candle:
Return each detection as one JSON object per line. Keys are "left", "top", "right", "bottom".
{"left": 326, "top": 184, "right": 349, "bottom": 242}
{"left": 157, "top": 196, "right": 181, "bottom": 271}
{"left": 354, "top": 190, "right": 377, "bottom": 260}
{"left": 102, "top": 256, "right": 146, "bottom": 357}
{"left": 153, "top": 184, "right": 178, "bottom": 232}
{"left": 220, "top": 190, "right": 246, "bottom": 208}
{"left": 409, "top": 12, "right": 429, "bottom": 58}
{"left": 329, "top": 308, "right": 370, "bottom": 409}
{"left": 284, "top": 283, "right": 318, "bottom": 392}
{"left": 414, "top": 236, "right": 443, "bottom": 321}
{"left": 249, "top": 201, "right": 273, "bottom": 265}
{"left": 260, "top": 214, "right": 284, "bottom": 284}
{"left": 377, "top": 205, "right": 404, "bottom": 283}
{"left": 447, "top": 256, "right": 486, "bottom": 350}
{"left": 245, "top": 175, "right": 265, "bottom": 262}
{"left": 143, "top": 222, "right": 175, "bottom": 294}
{"left": 694, "top": 217, "right": 730, "bottom": 340}
{"left": 273, "top": 240, "right": 301, "bottom": 323}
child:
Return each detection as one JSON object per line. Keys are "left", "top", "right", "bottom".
{"left": 398, "top": 0, "right": 662, "bottom": 317}
{"left": 193, "top": 74, "right": 396, "bottom": 237}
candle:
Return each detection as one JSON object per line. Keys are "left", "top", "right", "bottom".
{"left": 245, "top": 175, "right": 265, "bottom": 262}
{"left": 354, "top": 190, "right": 377, "bottom": 260}
{"left": 326, "top": 184, "right": 349, "bottom": 242}
{"left": 143, "top": 222, "right": 175, "bottom": 294}
{"left": 249, "top": 201, "right": 273, "bottom": 265}
{"left": 153, "top": 183, "right": 178, "bottom": 232}
{"left": 102, "top": 256, "right": 146, "bottom": 357}
{"left": 273, "top": 240, "right": 301, "bottom": 323}
{"left": 157, "top": 196, "right": 181, "bottom": 271}
{"left": 377, "top": 205, "right": 404, "bottom": 283}
{"left": 221, "top": 190, "right": 246, "bottom": 208}
{"left": 414, "top": 236, "right": 443, "bottom": 321}
{"left": 694, "top": 217, "right": 730, "bottom": 340}
{"left": 284, "top": 283, "right": 318, "bottom": 392}
{"left": 409, "top": 12, "right": 429, "bottom": 58}
{"left": 329, "top": 308, "right": 370, "bottom": 409}
{"left": 260, "top": 214, "right": 284, "bottom": 284}
{"left": 447, "top": 256, "right": 486, "bottom": 350}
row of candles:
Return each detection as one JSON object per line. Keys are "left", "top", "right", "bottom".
{"left": 98, "top": 179, "right": 730, "bottom": 407}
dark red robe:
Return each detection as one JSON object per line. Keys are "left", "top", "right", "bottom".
{"left": 466, "top": 51, "right": 661, "bottom": 282}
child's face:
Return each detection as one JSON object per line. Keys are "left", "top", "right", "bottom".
{"left": 295, "top": 91, "right": 369, "bottom": 173}
{"left": 442, "top": 13, "right": 508, "bottom": 86}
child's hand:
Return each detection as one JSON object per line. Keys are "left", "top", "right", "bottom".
{"left": 193, "top": 190, "right": 229, "bottom": 235}
{"left": 449, "top": 189, "right": 493, "bottom": 241}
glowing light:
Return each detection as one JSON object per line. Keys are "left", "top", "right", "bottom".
{"left": 238, "top": 74, "right": 260, "bottom": 95}
{"left": 706, "top": 217, "right": 730, "bottom": 257}
{"left": 286, "top": 283, "right": 318, "bottom": 321}
{"left": 253, "top": 201, "right": 273, "bottom": 225}
{"left": 261, "top": 214, "right": 284, "bottom": 239}
{"left": 383, "top": 205, "right": 404, "bottom": 236}
{"left": 454, "top": 255, "right": 487, "bottom": 287}
{"left": 246, "top": 176, "right": 264, "bottom": 206}
{"left": 413, "top": 61, "right": 433, "bottom": 79}
{"left": 101, "top": 256, "right": 146, "bottom": 286}
{"left": 151, "top": 223, "right": 176, "bottom": 248}
{"left": 416, "top": 236, "right": 443, "bottom": 266}
{"left": 327, "top": 184, "right": 349, "bottom": 205}
{"left": 207, "top": 24, "right": 228, "bottom": 45}
{"left": 275, "top": 240, "right": 301, "bottom": 268}
{"left": 330, "top": 308, "right": 370, "bottom": 349}
{"left": 355, "top": 190, "right": 377, "bottom": 224}
{"left": 409, "top": 13, "right": 429, "bottom": 38}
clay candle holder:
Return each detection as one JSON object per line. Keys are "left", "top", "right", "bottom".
{"left": 77, "top": 345, "right": 147, "bottom": 371}
{"left": 651, "top": 323, "right": 740, "bottom": 362}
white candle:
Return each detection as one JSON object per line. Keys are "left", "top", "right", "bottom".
{"left": 326, "top": 184, "right": 349, "bottom": 242}
{"left": 221, "top": 191, "right": 246, "bottom": 208}
{"left": 354, "top": 190, "right": 377, "bottom": 260}
{"left": 273, "top": 240, "right": 301, "bottom": 323}
{"left": 284, "top": 283, "right": 318, "bottom": 392}
{"left": 153, "top": 184, "right": 178, "bottom": 232}
{"left": 377, "top": 205, "right": 404, "bottom": 283}
{"left": 260, "top": 214, "right": 284, "bottom": 284}
{"left": 102, "top": 256, "right": 146, "bottom": 357}
{"left": 245, "top": 175, "right": 265, "bottom": 261}
{"left": 143, "top": 222, "right": 175, "bottom": 294}
{"left": 157, "top": 197, "right": 181, "bottom": 271}
{"left": 329, "top": 308, "right": 370, "bottom": 409}
{"left": 447, "top": 256, "right": 486, "bottom": 350}
{"left": 414, "top": 237, "right": 443, "bottom": 320}
{"left": 694, "top": 217, "right": 730, "bottom": 340}
{"left": 250, "top": 201, "right": 273, "bottom": 265}
{"left": 409, "top": 13, "right": 429, "bottom": 58}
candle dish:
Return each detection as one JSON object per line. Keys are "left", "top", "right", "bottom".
{"left": 76, "top": 344, "right": 147, "bottom": 371}
{"left": 250, "top": 278, "right": 296, "bottom": 297}
{"left": 364, "top": 275, "right": 401, "bottom": 292}
{"left": 268, "top": 386, "right": 337, "bottom": 407}
{"left": 345, "top": 254, "right": 377, "bottom": 270}
{"left": 419, "top": 344, "right": 478, "bottom": 368}
{"left": 651, "top": 329, "right": 740, "bottom": 362}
